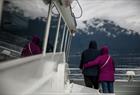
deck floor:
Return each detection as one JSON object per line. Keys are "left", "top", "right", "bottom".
{"left": 70, "top": 80, "right": 140, "bottom": 95}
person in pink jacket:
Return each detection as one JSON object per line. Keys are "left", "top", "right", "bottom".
{"left": 21, "top": 35, "right": 42, "bottom": 57}
{"left": 84, "top": 46, "right": 115, "bottom": 93}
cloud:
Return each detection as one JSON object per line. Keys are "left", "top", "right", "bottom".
{"left": 73, "top": 0, "right": 140, "bottom": 33}
{"left": 7, "top": 0, "right": 49, "bottom": 19}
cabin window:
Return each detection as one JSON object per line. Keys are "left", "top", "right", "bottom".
{"left": 0, "top": 0, "right": 49, "bottom": 62}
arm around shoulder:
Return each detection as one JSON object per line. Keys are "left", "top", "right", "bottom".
{"left": 84, "top": 56, "right": 100, "bottom": 68}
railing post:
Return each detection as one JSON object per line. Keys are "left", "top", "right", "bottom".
{"left": 43, "top": 2, "right": 52, "bottom": 56}
{"left": 66, "top": 32, "right": 70, "bottom": 54}
{"left": 60, "top": 24, "right": 66, "bottom": 52}
{"left": 66, "top": 33, "right": 72, "bottom": 61}
{"left": 53, "top": 14, "right": 61, "bottom": 53}
{"left": 64, "top": 29, "right": 69, "bottom": 52}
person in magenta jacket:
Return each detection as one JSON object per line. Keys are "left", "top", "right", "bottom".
{"left": 84, "top": 46, "right": 115, "bottom": 93}
{"left": 21, "top": 35, "right": 42, "bottom": 57}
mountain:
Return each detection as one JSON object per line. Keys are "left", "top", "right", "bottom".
{"left": 70, "top": 18, "right": 140, "bottom": 55}
{"left": 69, "top": 18, "right": 140, "bottom": 68}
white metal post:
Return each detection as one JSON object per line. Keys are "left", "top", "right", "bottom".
{"left": 43, "top": 2, "right": 52, "bottom": 56}
{"left": 66, "top": 33, "right": 72, "bottom": 62}
{"left": 60, "top": 24, "right": 66, "bottom": 52}
{"left": 66, "top": 33, "right": 70, "bottom": 56}
{"left": 0, "top": 0, "right": 4, "bottom": 26}
{"left": 53, "top": 14, "right": 61, "bottom": 53}
{"left": 65, "top": 32, "right": 71, "bottom": 61}
{"left": 64, "top": 29, "right": 69, "bottom": 52}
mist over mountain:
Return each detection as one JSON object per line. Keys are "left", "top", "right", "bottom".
{"left": 71, "top": 18, "right": 140, "bottom": 55}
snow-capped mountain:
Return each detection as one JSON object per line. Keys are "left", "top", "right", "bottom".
{"left": 71, "top": 18, "right": 140, "bottom": 54}
{"left": 77, "top": 18, "right": 139, "bottom": 37}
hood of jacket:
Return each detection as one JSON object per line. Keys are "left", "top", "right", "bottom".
{"left": 89, "top": 40, "right": 97, "bottom": 49}
{"left": 31, "top": 35, "right": 40, "bottom": 45}
{"left": 101, "top": 46, "right": 109, "bottom": 55}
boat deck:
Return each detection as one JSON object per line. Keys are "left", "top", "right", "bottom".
{"left": 68, "top": 68, "right": 140, "bottom": 95}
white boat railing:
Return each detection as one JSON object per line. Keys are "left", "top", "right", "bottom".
{"left": 67, "top": 68, "right": 140, "bottom": 71}
{"left": 67, "top": 68, "right": 140, "bottom": 82}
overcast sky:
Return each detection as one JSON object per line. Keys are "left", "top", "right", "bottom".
{"left": 73, "top": 0, "right": 140, "bottom": 33}
{"left": 8, "top": 0, "right": 140, "bottom": 33}
{"left": 8, "top": 0, "right": 49, "bottom": 19}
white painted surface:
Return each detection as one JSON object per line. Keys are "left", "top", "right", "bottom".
{"left": 0, "top": 60, "right": 57, "bottom": 95}
{"left": 53, "top": 0, "right": 76, "bottom": 31}
{"left": 0, "top": 53, "right": 65, "bottom": 95}
{"left": 69, "top": 83, "right": 101, "bottom": 95}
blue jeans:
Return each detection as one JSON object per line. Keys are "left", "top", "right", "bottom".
{"left": 100, "top": 81, "right": 114, "bottom": 93}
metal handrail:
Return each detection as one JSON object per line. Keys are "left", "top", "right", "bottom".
{"left": 67, "top": 68, "right": 140, "bottom": 81}
{"left": 69, "top": 73, "right": 140, "bottom": 77}
{"left": 116, "top": 68, "right": 140, "bottom": 71}
{"left": 0, "top": 41, "right": 21, "bottom": 54}
{"left": 69, "top": 78, "right": 140, "bottom": 82}
{"left": 0, "top": 54, "right": 43, "bottom": 70}
{"left": 67, "top": 68, "right": 140, "bottom": 71}
{"left": 0, "top": 46, "right": 21, "bottom": 54}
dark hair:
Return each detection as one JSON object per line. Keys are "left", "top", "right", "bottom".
{"left": 89, "top": 40, "right": 97, "bottom": 49}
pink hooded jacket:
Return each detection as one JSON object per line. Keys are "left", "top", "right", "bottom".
{"left": 84, "top": 46, "right": 115, "bottom": 82}
{"left": 21, "top": 36, "right": 42, "bottom": 57}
